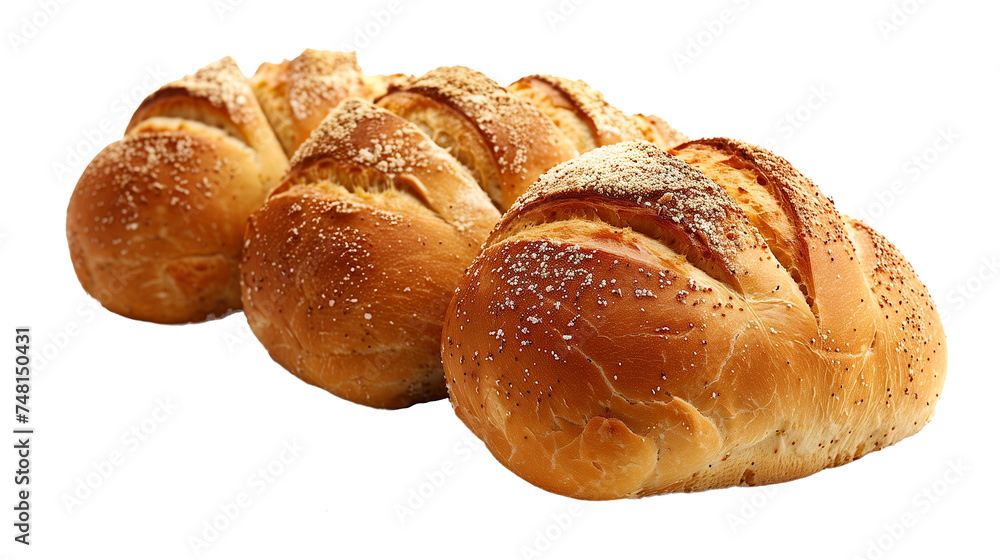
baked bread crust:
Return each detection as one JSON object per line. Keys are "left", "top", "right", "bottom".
{"left": 442, "top": 140, "right": 946, "bottom": 499}
{"left": 251, "top": 49, "right": 399, "bottom": 156}
{"left": 377, "top": 66, "right": 579, "bottom": 209}
{"left": 509, "top": 74, "right": 646, "bottom": 154}
{"left": 67, "top": 57, "right": 287, "bottom": 323}
{"left": 242, "top": 99, "right": 499, "bottom": 408}
{"left": 127, "top": 57, "right": 287, "bottom": 188}
{"left": 633, "top": 113, "right": 689, "bottom": 151}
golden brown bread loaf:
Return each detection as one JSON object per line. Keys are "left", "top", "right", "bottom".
{"left": 377, "top": 66, "right": 579, "bottom": 209}
{"left": 66, "top": 57, "right": 287, "bottom": 323}
{"left": 241, "top": 99, "right": 500, "bottom": 408}
{"left": 441, "top": 140, "right": 946, "bottom": 499}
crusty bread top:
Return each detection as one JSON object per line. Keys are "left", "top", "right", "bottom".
{"left": 129, "top": 57, "right": 260, "bottom": 133}
{"left": 510, "top": 74, "right": 645, "bottom": 150}
{"left": 380, "top": 66, "right": 579, "bottom": 208}
{"left": 633, "top": 113, "right": 688, "bottom": 150}
{"left": 126, "top": 56, "right": 287, "bottom": 189}
{"left": 71, "top": 123, "right": 242, "bottom": 245}
{"left": 396, "top": 66, "right": 548, "bottom": 176}
{"left": 277, "top": 49, "right": 370, "bottom": 121}
{"left": 240, "top": 98, "right": 499, "bottom": 407}
{"left": 67, "top": 118, "right": 264, "bottom": 323}
{"left": 364, "top": 72, "right": 411, "bottom": 99}
{"left": 494, "top": 141, "right": 764, "bottom": 281}
{"left": 289, "top": 98, "right": 435, "bottom": 176}
{"left": 282, "top": 98, "right": 497, "bottom": 232}
{"left": 252, "top": 49, "right": 379, "bottom": 154}
{"left": 680, "top": 138, "right": 838, "bottom": 228}
{"left": 671, "top": 137, "right": 878, "bottom": 353}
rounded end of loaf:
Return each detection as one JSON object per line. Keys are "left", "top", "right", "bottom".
{"left": 842, "top": 215, "right": 949, "bottom": 421}
{"left": 66, "top": 119, "right": 271, "bottom": 323}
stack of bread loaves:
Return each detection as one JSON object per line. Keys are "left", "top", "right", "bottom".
{"left": 66, "top": 50, "right": 946, "bottom": 499}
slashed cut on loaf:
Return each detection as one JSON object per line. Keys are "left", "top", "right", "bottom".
{"left": 377, "top": 66, "right": 579, "bottom": 210}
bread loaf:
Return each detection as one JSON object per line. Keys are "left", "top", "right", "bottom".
{"left": 66, "top": 57, "right": 287, "bottom": 323}
{"left": 241, "top": 99, "right": 500, "bottom": 408}
{"left": 441, "top": 140, "right": 946, "bottom": 499}
{"left": 377, "top": 66, "right": 579, "bottom": 209}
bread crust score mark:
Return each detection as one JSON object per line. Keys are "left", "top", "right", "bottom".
{"left": 377, "top": 66, "right": 579, "bottom": 210}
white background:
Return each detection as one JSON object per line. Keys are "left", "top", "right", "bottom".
{"left": 1, "top": 0, "right": 996, "bottom": 558}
